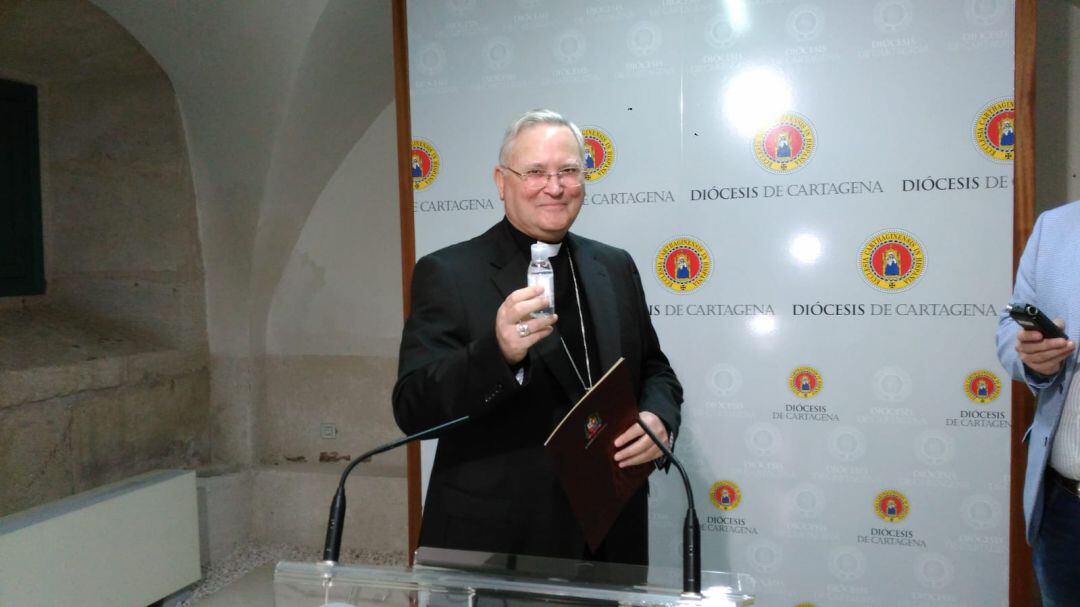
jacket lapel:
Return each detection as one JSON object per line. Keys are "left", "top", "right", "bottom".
{"left": 570, "top": 235, "right": 620, "bottom": 373}
{"left": 489, "top": 221, "right": 526, "bottom": 299}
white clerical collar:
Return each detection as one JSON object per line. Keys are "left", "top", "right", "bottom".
{"left": 533, "top": 241, "right": 562, "bottom": 258}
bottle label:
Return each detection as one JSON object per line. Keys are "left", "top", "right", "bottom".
{"left": 528, "top": 273, "right": 555, "bottom": 317}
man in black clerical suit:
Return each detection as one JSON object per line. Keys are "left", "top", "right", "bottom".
{"left": 393, "top": 109, "right": 682, "bottom": 565}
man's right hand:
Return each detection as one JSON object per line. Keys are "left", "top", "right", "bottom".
{"left": 1016, "top": 320, "right": 1075, "bottom": 377}
{"left": 496, "top": 285, "right": 558, "bottom": 365}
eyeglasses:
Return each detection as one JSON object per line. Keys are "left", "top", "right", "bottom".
{"left": 501, "top": 165, "right": 585, "bottom": 190}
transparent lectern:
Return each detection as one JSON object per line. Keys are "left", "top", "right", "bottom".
{"left": 275, "top": 547, "right": 755, "bottom": 606}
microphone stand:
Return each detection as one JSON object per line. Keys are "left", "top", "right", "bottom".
{"left": 637, "top": 419, "right": 701, "bottom": 597}
{"left": 322, "top": 415, "right": 470, "bottom": 564}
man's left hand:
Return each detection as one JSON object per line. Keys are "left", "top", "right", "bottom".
{"left": 613, "top": 411, "right": 668, "bottom": 468}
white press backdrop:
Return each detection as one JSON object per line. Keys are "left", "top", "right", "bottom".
{"left": 407, "top": 1, "right": 1016, "bottom": 605}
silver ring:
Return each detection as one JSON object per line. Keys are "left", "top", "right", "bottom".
{"left": 516, "top": 321, "right": 530, "bottom": 338}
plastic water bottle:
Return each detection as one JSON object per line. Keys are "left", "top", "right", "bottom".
{"left": 527, "top": 243, "right": 555, "bottom": 318}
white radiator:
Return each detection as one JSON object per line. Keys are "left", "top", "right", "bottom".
{"left": 0, "top": 469, "right": 200, "bottom": 607}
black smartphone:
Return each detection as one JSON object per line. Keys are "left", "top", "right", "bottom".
{"left": 1006, "top": 303, "right": 1067, "bottom": 339}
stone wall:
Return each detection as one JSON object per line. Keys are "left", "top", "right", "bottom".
{"left": 2, "top": 0, "right": 410, "bottom": 561}
{"left": 0, "top": 308, "right": 208, "bottom": 515}
{"left": 39, "top": 71, "right": 207, "bottom": 351}
{"left": 0, "top": 0, "right": 209, "bottom": 517}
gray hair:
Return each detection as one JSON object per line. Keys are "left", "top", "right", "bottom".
{"left": 498, "top": 109, "right": 586, "bottom": 166}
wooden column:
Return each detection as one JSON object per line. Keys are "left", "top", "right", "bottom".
{"left": 390, "top": 0, "right": 421, "bottom": 566}
{"left": 1010, "top": 0, "right": 1037, "bottom": 605}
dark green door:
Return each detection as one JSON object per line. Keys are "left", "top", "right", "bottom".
{"left": 0, "top": 78, "right": 45, "bottom": 296}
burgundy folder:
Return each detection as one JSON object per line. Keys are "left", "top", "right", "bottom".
{"left": 544, "top": 358, "right": 653, "bottom": 552}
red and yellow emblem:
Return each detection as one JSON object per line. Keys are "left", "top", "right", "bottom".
{"left": 874, "top": 489, "right": 910, "bottom": 523}
{"left": 859, "top": 230, "right": 925, "bottom": 292}
{"left": 411, "top": 139, "right": 440, "bottom": 190}
{"left": 655, "top": 237, "right": 711, "bottom": 293}
{"left": 973, "top": 98, "right": 1015, "bottom": 162}
{"left": 789, "top": 366, "right": 823, "bottom": 398}
{"left": 581, "top": 126, "right": 615, "bottom": 182}
{"left": 753, "top": 113, "right": 815, "bottom": 174}
{"left": 964, "top": 370, "right": 1001, "bottom": 404}
{"left": 584, "top": 412, "right": 607, "bottom": 448}
{"left": 709, "top": 480, "right": 741, "bottom": 510}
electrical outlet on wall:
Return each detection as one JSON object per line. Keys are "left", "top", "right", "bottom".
{"left": 320, "top": 422, "right": 337, "bottom": 440}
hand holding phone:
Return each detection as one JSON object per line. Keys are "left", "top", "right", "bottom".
{"left": 1008, "top": 303, "right": 1074, "bottom": 377}
{"left": 1006, "top": 303, "right": 1067, "bottom": 339}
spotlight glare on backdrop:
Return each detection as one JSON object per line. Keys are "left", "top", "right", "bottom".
{"left": 723, "top": 0, "right": 750, "bottom": 33}
{"left": 722, "top": 66, "right": 793, "bottom": 138}
{"left": 789, "top": 233, "right": 823, "bottom": 265}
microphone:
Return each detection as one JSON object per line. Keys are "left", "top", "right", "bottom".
{"left": 322, "top": 415, "right": 470, "bottom": 564}
{"left": 636, "top": 419, "right": 700, "bottom": 597}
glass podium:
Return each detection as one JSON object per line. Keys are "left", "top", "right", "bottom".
{"left": 275, "top": 547, "right": 755, "bottom": 606}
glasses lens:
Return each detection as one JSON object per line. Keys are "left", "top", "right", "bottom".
{"left": 558, "top": 168, "right": 583, "bottom": 185}
{"left": 513, "top": 168, "right": 583, "bottom": 190}
{"left": 524, "top": 171, "right": 548, "bottom": 188}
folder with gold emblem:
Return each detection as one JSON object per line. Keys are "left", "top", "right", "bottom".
{"left": 544, "top": 357, "right": 653, "bottom": 552}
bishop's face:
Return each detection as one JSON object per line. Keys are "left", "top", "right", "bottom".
{"left": 495, "top": 124, "right": 585, "bottom": 242}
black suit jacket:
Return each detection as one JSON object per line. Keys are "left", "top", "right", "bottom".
{"left": 393, "top": 220, "right": 682, "bottom": 564}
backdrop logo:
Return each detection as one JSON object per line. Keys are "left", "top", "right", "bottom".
{"left": 581, "top": 127, "right": 615, "bottom": 182}
{"left": 710, "top": 480, "right": 742, "bottom": 510}
{"left": 786, "top": 4, "right": 825, "bottom": 41}
{"left": 706, "top": 363, "right": 742, "bottom": 397}
{"left": 828, "top": 426, "right": 867, "bottom": 462}
{"left": 960, "top": 494, "right": 1003, "bottom": 530}
{"left": 705, "top": 13, "right": 738, "bottom": 49}
{"left": 745, "top": 540, "right": 783, "bottom": 574}
{"left": 973, "top": 98, "right": 1015, "bottom": 162}
{"left": 828, "top": 546, "right": 867, "bottom": 582}
{"left": 874, "top": 489, "right": 910, "bottom": 522}
{"left": 789, "top": 366, "right": 823, "bottom": 398}
{"left": 553, "top": 29, "right": 587, "bottom": 64}
{"left": 914, "top": 553, "right": 955, "bottom": 590}
{"left": 627, "top": 21, "right": 663, "bottom": 57}
{"left": 753, "top": 113, "right": 815, "bottom": 173}
{"left": 874, "top": 0, "right": 913, "bottom": 33}
{"left": 411, "top": 140, "right": 440, "bottom": 190}
{"left": 871, "top": 365, "right": 913, "bottom": 402}
{"left": 964, "top": 370, "right": 1001, "bottom": 403}
{"left": 745, "top": 423, "right": 781, "bottom": 458}
{"left": 858, "top": 230, "right": 925, "bottom": 292}
{"left": 482, "top": 37, "right": 513, "bottom": 71}
{"left": 788, "top": 483, "right": 826, "bottom": 519}
{"left": 965, "top": 0, "right": 1008, "bottom": 27}
{"left": 914, "top": 429, "right": 955, "bottom": 467}
{"left": 414, "top": 43, "right": 446, "bottom": 75}
{"left": 655, "top": 237, "right": 711, "bottom": 293}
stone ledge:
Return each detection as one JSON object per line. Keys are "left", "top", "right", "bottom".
{"left": 0, "top": 306, "right": 206, "bottom": 409}
{"left": 0, "top": 349, "right": 206, "bottom": 409}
